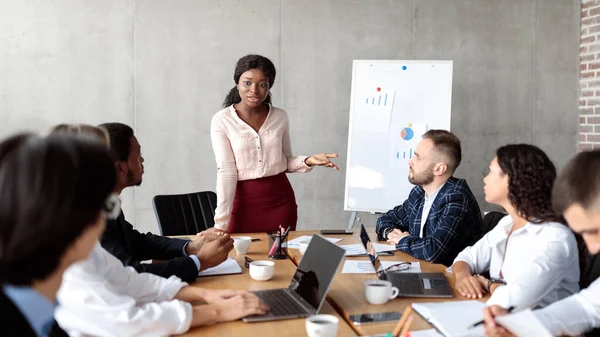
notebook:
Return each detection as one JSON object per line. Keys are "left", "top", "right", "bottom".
{"left": 197, "top": 257, "right": 242, "bottom": 277}
{"left": 412, "top": 300, "right": 486, "bottom": 337}
{"left": 494, "top": 309, "right": 552, "bottom": 337}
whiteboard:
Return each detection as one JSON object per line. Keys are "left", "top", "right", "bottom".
{"left": 344, "top": 60, "right": 453, "bottom": 213}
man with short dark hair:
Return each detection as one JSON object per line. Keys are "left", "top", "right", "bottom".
{"left": 98, "top": 123, "right": 232, "bottom": 283}
{"left": 376, "top": 130, "right": 483, "bottom": 266}
{"left": 484, "top": 150, "right": 600, "bottom": 337}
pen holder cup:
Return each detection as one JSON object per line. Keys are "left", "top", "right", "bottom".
{"left": 267, "top": 231, "right": 288, "bottom": 260}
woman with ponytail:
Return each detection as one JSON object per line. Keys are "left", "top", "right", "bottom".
{"left": 210, "top": 54, "right": 338, "bottom": 233}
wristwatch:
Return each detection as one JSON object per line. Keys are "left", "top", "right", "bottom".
{"left": 487, "top": 278, "right": 507, "bottom": 291}
{"left": 383, "top": 227, "right": 394, "bottom": 240}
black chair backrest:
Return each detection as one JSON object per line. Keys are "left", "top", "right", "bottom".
{"left": 482, "top": 211, "right": 506, "bottom": 235}
{"left": 152, "top": 191, "right": 217, "bottom": 236}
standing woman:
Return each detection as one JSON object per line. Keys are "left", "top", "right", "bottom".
{"left": 211, "top": 54, "right": 338, "bottom": 233}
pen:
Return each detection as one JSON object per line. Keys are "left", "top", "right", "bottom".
{"left": 392, "top": 306, "right": 413, "bottom": 337}
{"left": 269, "top": 231, "right": 281, "bottom": 256}
{"left": 283, "top": 225, "right": 291, "bottom": 238}
{"left": 398, "top": 315, "right": 413, "bottom": 337}
{"left": 469, "top": 306, "right": 515, "bottom": 329}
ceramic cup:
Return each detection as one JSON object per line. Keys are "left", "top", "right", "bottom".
{"left": 233, "top": 236, "right": 252, "bottom": 255}
{"left": 364, "top": 280, "right": 399, "bottom": 305}
{"left": 305, "top": 314, "right": 339, "bottom": 337}
{"left": 249, "top": 260, "right": 275, "bottom": 281}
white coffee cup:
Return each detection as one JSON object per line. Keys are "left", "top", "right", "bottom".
{"left": 305, "top": 314, "right": 339, "bottom": 337}
{"left": 364, "top": 280, "right": 399, "bottom": 305}
{"left": 233, "top": 236, "right": 252, "bottom": 255}
{"left": 298, "top": 240, "right": 311, "bottom": 255}
{"left": 249, "top": 260, "right": 275, "bottom": 281}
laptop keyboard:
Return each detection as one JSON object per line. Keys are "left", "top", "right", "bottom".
{"left": 254, "top": 289, "right": 308, "bottom": 316}
{"left": 388, "top": 273, "right": 424, "bottom": 294}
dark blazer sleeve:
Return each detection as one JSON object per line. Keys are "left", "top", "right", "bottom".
{"left": 101, "top": 214, "right": 199, "bottom": 283}
{"left": 395, "top": 192, "right": 473, "bottom": 266}
{"left": 123, "top": 222, "right": 188, "bottom": 261}
{"left": 375, "top": 188, "right": 421, "bottom": 240}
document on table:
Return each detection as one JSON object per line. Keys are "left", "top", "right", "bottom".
{"left": 341, "top": 260, "right": 421, "bottom": 274}
{"left": 340, "top": 243, "right": 397, "bottom": 256}
{"left": 284, "top": 235, "right": 343, "bottom": 249}
{"left": 412, "top": 300, "right": 486, "bottom": 337}
{"left": 494, "top": 309, "right": 553, "bottom": 337}
{"left": 198, "top": 257, "right": 242, "bottom": 277}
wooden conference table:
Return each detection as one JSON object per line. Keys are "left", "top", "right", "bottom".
{"left": 179, "top": 230, "right": 487, "bottom": 337}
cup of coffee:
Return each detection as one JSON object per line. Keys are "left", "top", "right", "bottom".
{"left": 233, "top": 236, "right": 252, "bottom": 255}
{"left": 364, "top": 280, "right": 399, "bottom": 305}
{"left": 249, "top": 260, "right": 275, "bottom": 281}
{"left": 305, "top": 314, "right": 339, "bottom": 337}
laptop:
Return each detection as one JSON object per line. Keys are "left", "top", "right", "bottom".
{"left": 243, "top": 234, "right": 346, "bottom": 322}
{"left": 360, "top": 224, "right": 453, "bottom": 298}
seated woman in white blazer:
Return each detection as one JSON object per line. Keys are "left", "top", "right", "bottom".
{"left": 451, "top": 144, "right": 580, "bottom": 310}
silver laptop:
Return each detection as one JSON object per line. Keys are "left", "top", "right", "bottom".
{"left": 243, "top": 234, "right": 346, "bottom": 322}
{"left": 360, "top": 224, "right": 453, "bottom": 298}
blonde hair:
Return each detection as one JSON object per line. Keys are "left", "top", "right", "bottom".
{"left": 47, "top": 124, "right": 110, "bottom": 146}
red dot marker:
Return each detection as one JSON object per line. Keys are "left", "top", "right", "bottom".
{"left": 377, "top": 87, "right": 381, "bottom": 92}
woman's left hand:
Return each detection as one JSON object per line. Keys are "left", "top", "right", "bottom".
{"left": 306, "top": 153, "right": 340, "bottom": 170}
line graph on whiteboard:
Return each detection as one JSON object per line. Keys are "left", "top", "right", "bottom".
{"left": 392, "top": 123, "right": 426, "bottom": 167}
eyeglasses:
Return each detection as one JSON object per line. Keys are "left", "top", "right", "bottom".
{"left": 382, "top": 262, "right": 411, "bottom": 273}
{"left": 101, "top": 193, "right": 121, "bottom": 219}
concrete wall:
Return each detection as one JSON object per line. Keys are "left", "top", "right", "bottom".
{"left": 0, "top": 0, "right": 580, "bottom": 233}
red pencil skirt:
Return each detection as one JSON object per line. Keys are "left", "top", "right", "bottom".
{"left": 227, "top": 172, "right": 298, "bottom": 234}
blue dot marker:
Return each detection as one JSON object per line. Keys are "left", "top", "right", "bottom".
{"left": 402, "top": 66, "right": 407, "bottom": 70}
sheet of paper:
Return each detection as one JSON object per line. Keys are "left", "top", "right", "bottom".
{"left": 340, "top": 243, "right": 397, "bottom": 256}
{"left": 354, "top": 90, "right": 395, "bottom": 134}
{"left": 494, "top": 309, "right": 553, "bottom": 337}
{"left": 198, "top": 257, "right": 242, "bottom": 277}
{"left": 412, "top": 300, "right": 486, "bottom": 337}
{"left": 341, "top": 260, "right": 421, "bottom": 274}
{"left": 284, "top": 235, "right": 342, "bottom": 249}
{"left": 409, "top": 329, "right": 444, "bottom": 337}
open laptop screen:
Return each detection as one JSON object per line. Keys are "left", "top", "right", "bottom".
{"left": 360, "top": 224, "right": 385, "bottom": 278}
{"left": 288, "top": 234, "right": 345, "bottom": 310}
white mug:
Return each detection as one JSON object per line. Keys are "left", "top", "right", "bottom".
{"left": 305, "top": 314, "right": 339, "bottom": 337}
{"left": 233, "top": 236, "right": 252, "bottom": 255}
{"left": 364, "top": 280, "right": 399, "bottom": 305}
{"left": 249, "top": 260, "right": 275, "bottom": 281}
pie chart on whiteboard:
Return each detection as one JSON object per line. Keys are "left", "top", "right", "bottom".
{"left": 401, "top": 127, "right": 414, "bottom": 140}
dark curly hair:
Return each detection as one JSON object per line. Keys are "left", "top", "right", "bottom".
{"left": 496, "top": 144, "right": 563, "bottom": 224}
{"left": 222, "top": 54, "right": 276, "bottom": 108}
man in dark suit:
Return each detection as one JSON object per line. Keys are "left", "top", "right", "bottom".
{"left": 0, "top": 134, "right": 117, "bottom": 337}
{"left": 376, "top": 130, "right": 483, "bottom": 266}
{"left": 99, "top": 123, "right": 233, "bottom": 283}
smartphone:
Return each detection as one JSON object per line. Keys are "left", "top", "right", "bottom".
{"left": 349, "top": 311, "right": 401, "bottom": 325}
{"left": 320, "top": 229, "right": 354, "bottom": 235}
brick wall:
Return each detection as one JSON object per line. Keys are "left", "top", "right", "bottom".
{"left": 581, "top": 0, "right": 600, "bottom": 150}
